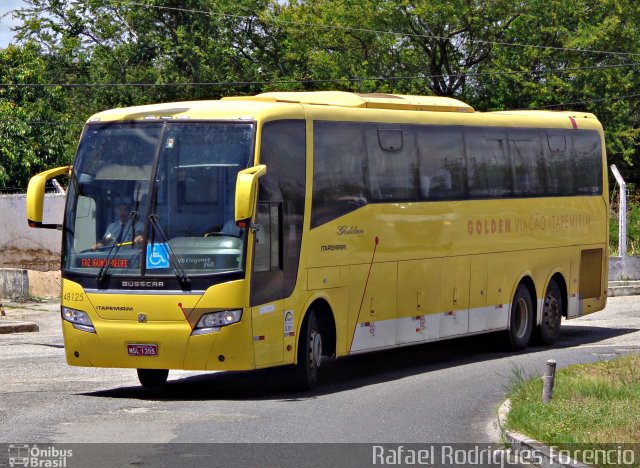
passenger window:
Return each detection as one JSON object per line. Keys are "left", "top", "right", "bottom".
{"left": 544, "top": 132, "right": 575, "bottom": 195}
{"left": 508, "top": 131, "right": 545, "bottom": 196}
{"left": 312, "top": 122, "right": 368, "bottom": 228}
{"left": 573, "top": 132, "right": 602, "bottom": 194}
{"left": 417, "top": 127, "right": 467, "bottom": 200}
{"left": 466, "top": 128, "right": 511, "bottom": 198}
{"left": 367, "top": 128, "right": 418, "bottom": 202}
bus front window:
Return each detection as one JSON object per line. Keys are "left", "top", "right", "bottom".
{"left": 63, "top": 122, "right": 254, "bottom": 279}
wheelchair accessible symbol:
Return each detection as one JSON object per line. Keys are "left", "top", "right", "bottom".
{"left": 146, "top": 243, "right": 170, "bottom": 269}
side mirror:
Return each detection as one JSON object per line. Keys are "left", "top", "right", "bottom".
{"left": 26, "top": 166, "right": 71, "bottom": 229}
{"left": 235, "top": 165, "right": 266, "bottom": 222}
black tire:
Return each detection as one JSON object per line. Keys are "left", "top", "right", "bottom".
{"left": 505, "top": 284, "right": 534, "bottom": 351}
{"left": 292, "top": 310, "right": 322, "bottom": 391}
{"left": 533, "top": 280, "right": 563, "bottom": 345}
{"left": 137, "top": 369, "right": 169, "bottom": 389}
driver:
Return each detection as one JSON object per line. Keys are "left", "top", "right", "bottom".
{"left": 92, "top": 203, "right": 144, "bottom": 250}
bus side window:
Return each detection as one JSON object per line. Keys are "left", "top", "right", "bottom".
{"left": 573, "top": 132, "right": 602, "bottom": 194}
{"left": 508, "top": 131, "right": 545, "bottom": 196}
{"left": 367, "top": 128, "right": 419, "bottom": 202}
{"left": 311, "top": 122, "right": 368, "bottom": 228}
{"left": 417, "top": 127, "right": 466, "bottom": 200}
{"left": 544, "top": 133, "right": 574, "bottom": 195}
{"left": 466, "top": 128, "right": 511, "bottom": 197}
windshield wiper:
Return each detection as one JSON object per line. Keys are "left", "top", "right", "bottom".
{"left": 147, "top": 214, "right": 191, "bottom": 288}
{"left": 96, "top": 210, "right": 138, "bottom": 283}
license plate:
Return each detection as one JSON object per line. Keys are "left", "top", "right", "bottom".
{"left": 127, "top": 344, "right": 158, "bottom": 356}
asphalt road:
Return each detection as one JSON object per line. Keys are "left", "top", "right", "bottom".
{"left": 1, "top": 296, "right": 639, "bottom": 466}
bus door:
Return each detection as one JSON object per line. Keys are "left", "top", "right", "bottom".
{"left": 251, "top": 202, "right": 285, "bottom": 366}
{"left": 250, "top": 120, "right": 306, "bottom": 367}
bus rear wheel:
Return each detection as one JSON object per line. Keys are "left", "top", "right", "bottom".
{"left": 534, "top": 280, "right": 563, "bottom": 345}
{"left": 505, "top": 284, "right": 534, "bottom": 351}
{"left": 292, "top": 310, "right": 322, "bottom": 391}
{"left": 137, "top": 369, "right": 169, "bottom": 389}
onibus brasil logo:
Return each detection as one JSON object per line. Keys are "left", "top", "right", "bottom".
{"left": 8, "top": 445, "right": 72, "bottom": 467}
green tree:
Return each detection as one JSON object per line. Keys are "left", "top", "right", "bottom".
{"left": 5, "top": 0, "right": 640, "bottom": 189}
{"left": 471, "top": 0, "right": 640, "bottom": 177}
{"left": 272, "top": 0, "right": 522, "bottom": 95}
{"left": 0, "top": 43, "right": 78, "bottom": 188}
{"left": 15, "top": 0, "right": 279, "bottom": 104}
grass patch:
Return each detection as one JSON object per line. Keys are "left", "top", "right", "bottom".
{"left": 505, "top": 354, "right": 640, "bottom": 463}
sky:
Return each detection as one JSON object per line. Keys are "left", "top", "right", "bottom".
{"left": 0, "top": 0, "right": 25, "bottom": 48}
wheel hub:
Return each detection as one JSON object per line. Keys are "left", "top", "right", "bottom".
{"left": 543, "top": 297, "right": 561, "bottom": 331}
{"left": 515, "top": 298, "right": 528, "bottom": 338}
{"left": 310, "top": 330, "right": 322, "bottom": 368}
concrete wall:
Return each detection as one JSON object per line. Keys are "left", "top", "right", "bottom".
{"left": 609, "top": 256, "right": 640, "bottom": 282}
{"left": 0, "top": 193, "right": 64, "bottom": 271}
{"left": 0, "top": 268, "right": 28, "bottom": 299}
{"left": 0, "top": 268, "right": 60, "bottom": 299}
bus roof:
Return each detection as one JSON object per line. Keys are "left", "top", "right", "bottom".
{"left": 489, "top": 109, "right": 598, "bottom": 118}
{"left": 85, "top": 92, "right": 475, "bottom": 123}
{"left": 85, "top": 91, "right": 600, "bottom": 129}
{"left": 85, "top": 99, "right": 292, "bottom": 123}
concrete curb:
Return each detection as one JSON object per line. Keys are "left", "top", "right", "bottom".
{"left": 608, "top": 281, "right": 640, "bottom": 297}
{"left": 0, "top": 320, "right": 39, "bottom": 334}
{"left": 497, "top": 399, "right": 590, "bottom": 468}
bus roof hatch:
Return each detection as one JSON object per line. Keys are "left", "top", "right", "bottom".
{"left": 223, "top": 91, "right": 474, "bottom": 113}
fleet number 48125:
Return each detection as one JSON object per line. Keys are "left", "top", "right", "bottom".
{"left": 63, "top": 292, "right": 84, "bottom": 302}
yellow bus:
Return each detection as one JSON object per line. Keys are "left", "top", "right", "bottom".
{"left": 27, "top": 91, "right": 608, "bottom": 390}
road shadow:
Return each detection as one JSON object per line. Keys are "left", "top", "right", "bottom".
{"left": 83, "top": 323, "right": 638, "bottom": 402}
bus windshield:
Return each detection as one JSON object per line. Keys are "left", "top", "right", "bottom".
{"left": 63, "top": 122, "right": 254, "bottom": 279}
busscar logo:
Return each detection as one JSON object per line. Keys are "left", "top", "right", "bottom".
{"left": 121, "top": 280, "right": 165, "bottom": 288}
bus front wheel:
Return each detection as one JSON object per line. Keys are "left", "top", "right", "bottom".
{"left": 293, "top": 310, "right": 322, "bottom": 391}
{"left": 506, "top": 284, "right": 534, "bottom": 351}
{"left": 137, "top": 369, "right": 169, "bottom": 389}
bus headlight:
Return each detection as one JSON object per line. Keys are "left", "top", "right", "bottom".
{"left": 192, "top": 310, "right": 242, "bottom": 335}
{"left": 61, "top": 306, "right": 96, "bottom": 333}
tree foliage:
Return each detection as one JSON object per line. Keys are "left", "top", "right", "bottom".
{"left": 0, "top": 43, "right": 78, "bottom": 187}
{"left": 1, "top": 0, "right": 639, "bottom": 189}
